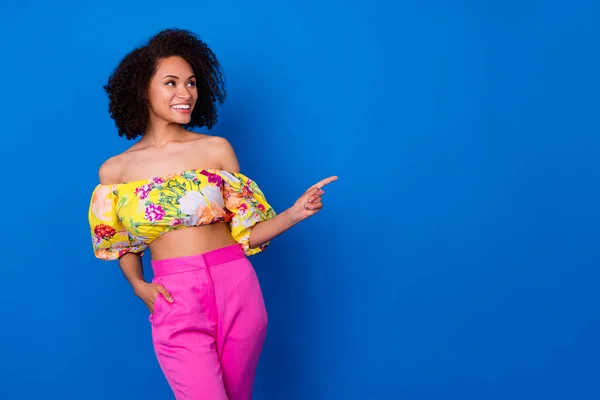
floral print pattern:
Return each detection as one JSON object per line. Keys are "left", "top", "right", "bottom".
{"left": 88, "top": 169, "right": 276, "bottom": 260}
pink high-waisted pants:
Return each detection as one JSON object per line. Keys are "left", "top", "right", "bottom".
{"left": 149, "top": 244, "right": 268, "bottom": 400}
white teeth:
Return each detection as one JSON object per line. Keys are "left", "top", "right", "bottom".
{"left": 172, "top": 105, "right": 190, "bottom": 109}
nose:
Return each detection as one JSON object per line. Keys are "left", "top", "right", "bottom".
{"left": 176, "top": 85, "right": 192, "bottom": 101}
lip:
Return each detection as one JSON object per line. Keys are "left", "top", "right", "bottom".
{"left": 171, "top": 103, "right": 192, "bottom": 114}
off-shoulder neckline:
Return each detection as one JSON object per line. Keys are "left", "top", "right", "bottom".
{"left": 94, "top": 168, "right": 239, "bottom": 189}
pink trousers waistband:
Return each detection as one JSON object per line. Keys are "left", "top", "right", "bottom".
{"left": 151, "top": 244, "right": 246, "bottom": 277}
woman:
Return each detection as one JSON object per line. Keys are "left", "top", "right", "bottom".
{"left": 88, "top": 28, "right": 336, "bottom": 400}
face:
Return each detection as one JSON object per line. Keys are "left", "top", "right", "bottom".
{"left": 146, "top": 56, "right": 198, "bottom": 126}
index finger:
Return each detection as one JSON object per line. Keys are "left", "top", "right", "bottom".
{"left": 310, "top": 175, "right": 338, "bottom": 190}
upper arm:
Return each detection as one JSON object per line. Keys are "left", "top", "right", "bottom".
{"left": 214, "top": 137, "right": 240, "bottom": 173}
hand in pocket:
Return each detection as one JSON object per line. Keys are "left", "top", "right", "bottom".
{"left": 134, "top": 282, "right": 174, "bottom": 314}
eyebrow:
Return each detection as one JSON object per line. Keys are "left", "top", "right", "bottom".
{"left": 162, "top": 74, "right": 196, "bottom": 80}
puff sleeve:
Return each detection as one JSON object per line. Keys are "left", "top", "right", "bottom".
{"left": 88, "top": 184, "right": 147, "bottom": 261}
{"left": 219, "top": 171, "right": 276, "bottom": 256}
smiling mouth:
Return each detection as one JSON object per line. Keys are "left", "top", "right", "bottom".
{"left": 171, "top": 104, "right": 191, "bottom": 110}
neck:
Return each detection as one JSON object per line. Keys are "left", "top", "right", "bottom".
{"left": 142, "top": 117, "right": 186, "bottom": 148}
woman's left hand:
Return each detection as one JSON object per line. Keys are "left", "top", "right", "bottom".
{"left": 287, "top": 176, "right": 338, "bottom": 224}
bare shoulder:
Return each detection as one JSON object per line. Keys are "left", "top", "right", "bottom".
{"left": 183, "top": 131, "right": 229, "bottom": 151}
{"left": 97, "top": 141, "right": 146, "bottom": 184}
{"left": 98, "top": 146, "right": 140, "bottom": 185}
{"left": 192, "top": 133, "right": 232, "bottom": 149}
{"left": 97, "top": 155, "right": 125, "bottom": 185}
{"left": 205, "top": 135, "right": 239, "bottom": 172}
{"left": 190, "top": 133, "right": 239, "bottom": 172}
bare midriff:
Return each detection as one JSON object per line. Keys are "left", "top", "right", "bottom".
{"left": 149, "top": 222, "right": 238, "bottom": 260}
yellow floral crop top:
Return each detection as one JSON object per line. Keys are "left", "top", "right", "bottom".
{"left": 88, "top": 168, "right": 276, "bottom": 260}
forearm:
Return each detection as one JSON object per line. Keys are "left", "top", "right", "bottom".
{"left": 248, "top": 209, "right": 298, "bottom": 249}
{"left": 118, "top": 253, "right": 146, "bottom": 293}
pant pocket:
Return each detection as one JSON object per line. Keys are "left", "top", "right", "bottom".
{"left": 149, "top": 277, "right": 178, "bottom": 325}
{"left": 152, "top": 271, "right": 217, "bottom": 343}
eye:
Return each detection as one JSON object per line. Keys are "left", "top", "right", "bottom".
{"left": 188, "top": 81, "right": 196, "bottom": 87}
{"left": 165, "top": 80, "right": 176, "bottom": 86}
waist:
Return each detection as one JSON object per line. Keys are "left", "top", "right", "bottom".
{"left": 151, "top": 243, "right": 246, "bottom": 277}
{"left": 149, "top": 222, "right": 237, "bottom": 260}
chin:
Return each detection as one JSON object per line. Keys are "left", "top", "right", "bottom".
{"left": 170, "top": 116, "right": 192, "bottom": 125}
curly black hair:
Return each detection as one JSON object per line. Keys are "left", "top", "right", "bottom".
{"left": 103, "top": 28, "right": 226, "bottom": 140}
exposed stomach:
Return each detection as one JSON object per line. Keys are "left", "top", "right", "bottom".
{"left": 149, "top": 222, "right": 238, "bottom": 260}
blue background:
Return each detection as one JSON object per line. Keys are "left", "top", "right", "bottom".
{"left": 1, "top": 1, "right": 599, "bottom": 399}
